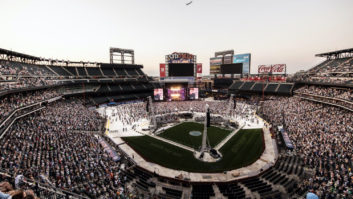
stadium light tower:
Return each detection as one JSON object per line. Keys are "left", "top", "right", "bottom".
{"left": 109, "top": 47, "right": 134, "bottom": 64}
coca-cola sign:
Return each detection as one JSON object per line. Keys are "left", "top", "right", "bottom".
{"left": 258, "top": 64, "right": 286, "bottom": 74}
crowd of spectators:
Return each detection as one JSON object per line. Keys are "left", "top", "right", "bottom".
{"left": 0, "top": 61, "right": 63, "bottom": 91}
{"left": 0, "top": 78, "right": 62, "bottom": 91}
{"left": 0, "top": 90, "right": 60, "bottom": 123}
{"left": 307, "top": 58, "right": 353, "bottom": 74}
{"left": 154, "top": 101, "right": 230, "bottom": 116}
{"left": 0, "top": 99, "right": 138, "bottom": 198}
{"left": 107, "top": 102, "right": 148, "bottom": 127}
{"left": 288, "top": 57, "right": 353, "bottom": 85}
{"left": 260, "top": 96, "right": 353, "bottom": 198}
{"left": 296, "top": 85, "right": 353, "bottom": 101}
{"left": 0, "top": 180, "right": 36, "bottom": 199}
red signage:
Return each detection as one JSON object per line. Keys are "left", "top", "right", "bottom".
{"left": 258, "top": 64, "right": 286, "bottom": 74}
{"left": 166, "top": 52, "right": 195, "bottom": 63}
{"left": 160, "top": 64, "right": 166, "bottom": 77}
{"left": 197, "top": 63, "right": 202, "bottom": 79}
{"left": 197, "top": 63, "right": 202, "bottom": 74}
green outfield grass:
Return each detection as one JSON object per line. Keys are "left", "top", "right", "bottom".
{"left": 122, "top": 128, "right": 264, "bottom": 173}
{"left": 157, "top": 122, "right": 232, "bottom": 149}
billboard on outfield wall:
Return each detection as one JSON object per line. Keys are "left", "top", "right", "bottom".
{"left": 233, "top": 53, "right": 251, "bottom": 74}
{"left": 258, "top": 64, "right": 286, "bottom": 74}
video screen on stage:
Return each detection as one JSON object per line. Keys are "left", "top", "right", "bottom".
{"left": 154, "top": 88, "right": 164, "bottom": 101}
{"left": 189, "top": 88, "right": 199, "bottom": 100}
{"left": 220, "top": 63, "right": 243, "bottom": 74}
{"left": 168, "top": 63, "right": 194, "bottom": 77}
{"left": 167, "top": 87, "right": 186, "bottom": 101}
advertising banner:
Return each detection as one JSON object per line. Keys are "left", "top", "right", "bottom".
{"left": 258, "top": 64, "right": 286, "bottom": 74}
{"left": 210, "top": 65, "right": 220, "bottom": 75}
{"left": 210, "top": 57, "right": 223, "bottom": 65}
{"left": 197, "top": 63, "right": 202, "bottom": 79}
{"left": 197, "top": 63, "right": 202, "bottom": 74}
{"left": 160, "top": 64, "right": 166, "bottom": 77}
{"left": 223, "top": 56, "right": 233, "bottom": 64}
{"left": 233, "top": 53, "right": 251, "bottom": 74}
{"left": 166, "top": 52, "right": 195, "bottom": 63}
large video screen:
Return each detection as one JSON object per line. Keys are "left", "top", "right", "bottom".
{"left": 168, "top": 63, "right": 194, "bottom": 77}
{"left": 189, "top": 88, "right": 199, "bottom": 100}
{"left": 154, "top": 88, "right": 164, "bottom": 101}
{"left": 220, "top": 63, "right": 243, "bottom": 74}
{"left": 167, "top": 87, "right": 186, "bottom": 101}
{"left": 233, "top": 53, "right": 251, "bottom": 74}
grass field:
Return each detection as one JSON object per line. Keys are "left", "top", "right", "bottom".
{"left": 122, "top": 128, "right": 264, "bottom": 173}
{"left": 158, "top": 122, "right": 232, "bottom": 149}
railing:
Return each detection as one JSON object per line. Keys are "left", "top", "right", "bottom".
{"left": 0, "top": 76, "right": 150, "bottom": 97}
{"left": 295, "top": 91, "right": 353, "bottom": 112}
{"left": 0, "top": 96, "right": 63, "bottom": 139}
{"left": 0, "top": 96, "right": 62, "bottom": 129}
{"left": 0, "top": 169, "right": 89, "bottom": 199}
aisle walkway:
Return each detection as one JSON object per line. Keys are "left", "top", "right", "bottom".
{"left": 142, "top": 132, "right": 195, "bottom": 152}
{"left": 214, "top": 124, "right": 244, "bottom": 150}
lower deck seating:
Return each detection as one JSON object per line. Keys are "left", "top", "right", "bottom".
{"left": 240, "top": 177, "right": 279, "bottom": 198}
{"left": 162, "top": 187, "right": 182, "bottom": 199}
{"left": 191, "top": 184, "right": 215, "bottom": 199}
{"left": 217, "top": 182, "right": 246, "bottom": 199}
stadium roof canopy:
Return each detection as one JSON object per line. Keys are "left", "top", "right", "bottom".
{"left": 0, "top": 48, "right": 142, "bottom": 68}
{"left": 0, "top": 48, "right": 41, "bottom": 61}
{"left": 316, "top": 48, "right": 353, "bottom": 58}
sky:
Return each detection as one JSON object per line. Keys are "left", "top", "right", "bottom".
{"left": 1, "top": 0, "right": 353, "bottom": 76}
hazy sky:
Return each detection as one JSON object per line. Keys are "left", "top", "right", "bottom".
{"left": 1, "top": 0, "right": 353, "bottom": 76}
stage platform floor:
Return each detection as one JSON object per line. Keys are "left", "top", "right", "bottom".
{"left": 97, "top": 102, "right": 278, "bottom": 182}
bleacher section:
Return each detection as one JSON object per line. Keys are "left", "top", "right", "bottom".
{"left": 230, "top": 81, "right": 244, "bottom": 90}
{"left": 240, "top": 177, "right": 281, "bottom": 199}
{"left": 252, "top": 82, "right": 266, "bottom": 92}
{"left": 77, "top": 67, "right": 87, "bottom": 76}
{"left": 213, "top": 78, "right": 234, "bottom": 89}
{"left": 290, "top": 49, "right": 353, "bottom": 86}
{"left": 115, "top": 68, "right": 128, "bottom": 76}
{"left": 229, "top": 81, "right": 294, "bottom": 95}
{"left": 191, "top": 184, "right": 215, "bottom": 199}
{"left": 277, "top": 84, "right": 294, "bottom": 94}
{"left": 66, "top": 67, "right": 78, "bottom": 76}
{"left": 265, "top": 84, "right": 279, "bottom": 93}
{"left": 48, "top": 66, "right": 70, "bottom": 76}
{"left": 86, "top": 67, "right": 103, "bottom": 76}
{"left": 1, "top": 52, "right": 154, "bottom": 104}
{"left": 101, "top": 67, "right": 115, "bottom": 76}
{"left": 239, "top": 82, "right": 255, "bottom": 91}
{"left": 218, "top": 182, "right": 246, "bottom": 199}
{"left": 162, "top": 187, "right": 183, "bottom": 199}
{"left": 107, "top": 154, "right": 305, "bottom": 199}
